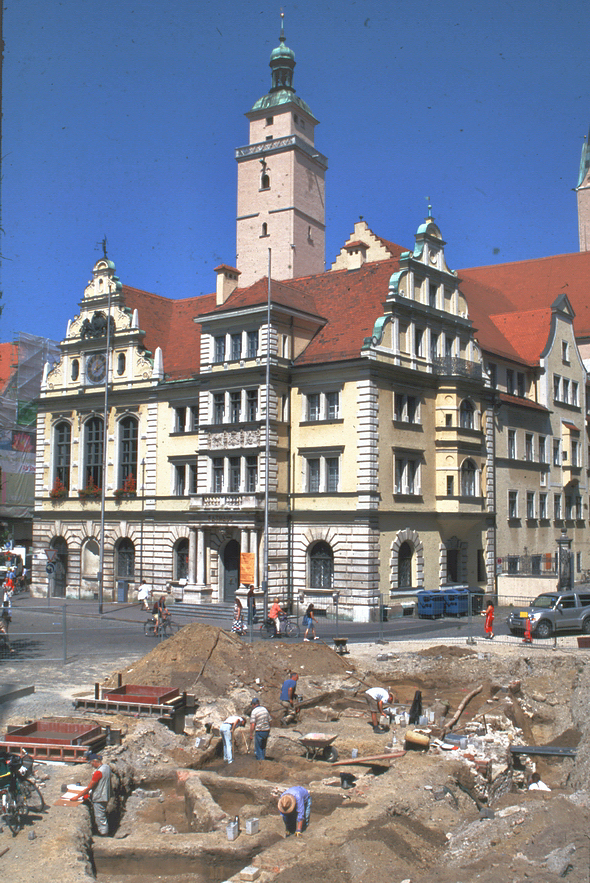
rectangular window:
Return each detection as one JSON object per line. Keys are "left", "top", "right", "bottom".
{"left": 572, "top": 381, "right": 579, "bottom": 406}
{"left": 414, "top": 327, "right": 424, "bottom": 357}
{"left": 326, "top": 391, "right": 339, "bottom": 420}
{"left": 576, "top": 496, "right": 583, "bottom": 520}
{"left": 430, "top": 332, "right": 439, "bottom": 362}
{"left": 213, "top": 392, "right": 225, "bottom": 424}
{"left": 246, "top": 389, "right": 258, "bottom": 422}
{"left": 188, "top": 463, "right": 197, "bottom": 494}
{"left": 562, "top": 340, "right": 569, "bottom": 363}
{"left": 554, "top": 493, "right": 562, "bottom": 521}
{"left": 527, "top": 491, "right": 535, "bottom": 520}
{"left": 563, "top": 378, "right": 570, "bottom": 404}
{"left": 308, "top": 458, "right": 320, "bottom": 492}
{"left": 445, "top": 336, "right": 454, "bottom": 358}
{"left": 230, "top": 391, "right": 241, "bottom": 423}
{"left": 326, "top": 457, "right": 339, "bottom": 492}
{"left": 55, "top": 422, "right": 71, "bottom": 491}
{"left": 231, "top": 333, "right": 242, "bottom": 361}
{"left": 394, "top": 393, "right": 419, "bottom": 424}
{"left": 189, "top": 405, "right": 199, "bottom": 431}
{"left": 508, "top": 429, "right": 516, "bottom": 459}
{"left": 247, "top": 330, "right": 259, "bottom": 359}
{"left": 517, "top": 372, "right": 525, "bottom": 397}
{"left": 565, "top": 495, "right": 573, "bottom": 520}
{"left": 429, "top": 283, "right": 437, "bottom": 308}
{"left": 395, "top": 456, "right": 420, "bottom": 495}
{"left": 246, "top": 456, "right": 258, "bottom": 492}
{"left": 213, "top": 458, "right": 224, "bottom": 492}
{"left": 394, "top": 393, "right": 404, "bottom": 422}
{"left": 307, "top": 393, "right": 320, "bottom": 421}
{"left": 406, "top": 396, "right": 417, "bottom": 424}
{"left": 553, "top": 439, "right": 561, "bottom": 466}
{"left": 229, "top": 457, "right": 241, "bottom": 492}
{"left": 539, "top": 493, "right": 547, "bottom": 520}
{"left": 214, "top": 336, "right": 225, "bottom": 364}
{"left": 174, "top": 464, "right": 186, "bottom": 496}
{"left": 506, "top": 369, "right": 514, "bottom": 395}
{"left": 525, "top": 433, "right": 533, "bottom": 461}
{"left": 447, "top": 475, "right": 454, "bottom": 496}
{"left": 508, "top": 490, "right": 518, "bottom": 519}
{"left": 174, "top": 407, "right": 186, "bottom": 432}
{"left": 539, "top": 435, "right": 547, "bottom": 463}
{"left": 553, "top": 374, "right": 561, "bottom": 401}
{"left": 572, "top": 439, "right": 580, "bottom": 467}
{"left": 489, "top": 362, "right": 497, "bottom": 388}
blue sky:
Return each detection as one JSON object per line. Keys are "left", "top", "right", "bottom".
{"left": 2, "top": 0, "right": 590, "bottom": 344}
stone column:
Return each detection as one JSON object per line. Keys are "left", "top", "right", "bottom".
{"left": 250, "top": 529, "right": 259, "bottom": 586}
{"left": 188, "top": 528, "right": 197, "bottom": 584}
{"left": 197, "top": 528, "right": 206, "bottom": 586}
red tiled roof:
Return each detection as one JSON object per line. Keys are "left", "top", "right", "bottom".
{"left": 122, "top": 286, "right": 216, "bottom": 381}
{"left": 210, "top": 277, "right": 323, "bottom": 318}
{"left": 460, "top": 251, "right": 590, "bottom": 337}
{"left": 0, "top": 343, "right": 18, "bottom": 392}
{"left": 498, "top": 393, "right": 549, "bottom": 412}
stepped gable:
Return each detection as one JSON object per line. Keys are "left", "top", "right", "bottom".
{"left": 460, "top": 251, "right": 590, "bottom": 337}
{"left": 122, "top": 286, "right": 216, "bottom": 381}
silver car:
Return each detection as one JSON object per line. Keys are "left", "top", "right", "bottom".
{"left": 507, "top": 591, "right": 590, "bottom": 639}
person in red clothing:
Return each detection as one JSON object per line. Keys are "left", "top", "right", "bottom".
{"left": 268, "top": 598, "right": 283, "bottom": 634}
{"left": 484, "top": 601, "right": 495, "bottom": 639}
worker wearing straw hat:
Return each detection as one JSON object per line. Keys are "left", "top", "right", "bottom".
{"left": 277, "top": 786, "right": 311, "bottom": 837}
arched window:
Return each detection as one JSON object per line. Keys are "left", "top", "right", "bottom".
{"left": 118, "top": 416, "right": 138, "bottom": 490}
{"left": 50, "top": 537, "right": 68, "bottom": 598}
{"left": 71, "top": 359, "right": 79, "bottom": 381}
{"left": 309, "top": 541, "right": 333, "bottom": 589}
{"left": 116, "top": 538, "right": 135, "bottom": 580}
{"left": 54, "top": 421, "right": 71, "bottom": 491}
{"left": 461, "top": 459, "right": 477, "bottom": 496}
{"left": 84, "top": 417, "right": 103, "bottom": 488}
{"left": 261, "top": 222, "right": 268, "bottom": 237}
{"left": 398, "top": 541, "right": 413, "bottom": 588}
{"left": 117, "top": 353, "right": 126, "bottom": 375}
{"left": 175, "top": 539, "right": 189, "bottom": 581}
{"left": 459, "top": 399, "right": 474, "bottom": 429}
{"left": 261, "top": 172, "right": 270, "bottom": 189}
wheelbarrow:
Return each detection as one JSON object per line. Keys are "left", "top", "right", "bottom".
{"left": 299, "top": 732, "right": 339, "bottom": 763}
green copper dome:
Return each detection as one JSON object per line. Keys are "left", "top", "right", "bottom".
{"left": 249, "top": 16, "right": 314, "bottom": 118}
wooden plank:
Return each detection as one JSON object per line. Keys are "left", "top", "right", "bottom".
{"left": 509, "top": 744, "right": 577, "bottom": 758}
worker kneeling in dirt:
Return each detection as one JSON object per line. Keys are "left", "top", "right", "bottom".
{"left": 280, "top": 672, "right": 300, "bottom": 726}
{"left": 278, "top": 786, "right": 311, "bottom": 837}
{"left": 364, "top": 686, "right": 394, "bottom": 733}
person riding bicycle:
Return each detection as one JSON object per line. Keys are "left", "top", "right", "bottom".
{"left": 268, "top": 598, "right": 284, "bottom": 635}
{"left": 151, "top": 596, "right": 170, "bottom": 634}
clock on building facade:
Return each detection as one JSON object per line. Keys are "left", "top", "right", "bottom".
{"left": 86, "top": 352, "right": 106, "bottom": 384}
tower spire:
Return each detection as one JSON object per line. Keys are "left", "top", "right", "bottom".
{"left": 269, "top": 11, "right": 295, "bottom": 94}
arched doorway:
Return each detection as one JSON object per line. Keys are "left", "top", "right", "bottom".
{"left": 398, "top": 541, "right": 413, "bottom": 589}
{"left": 50, "top": 537, "right": 68, "bottom": 598}
{"left": 223, "top": 539, "right": 240, "bottom": 602}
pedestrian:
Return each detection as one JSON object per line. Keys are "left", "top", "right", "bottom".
{"left": 278, "top": 786, "right": 311, "bottom": 837}
{"left": 248, "top": 697, "right": 271, "bottom": 760}
{"left": 528, "top": 772, "right": 551, "bottom": 791}
{"left": 302, "top": 604, "right": 318, "bottom": 641}
{"left": 219, "top": 714, "right": 246, "bottom": 764}
{"left": 137, "top": 580, "right": 151, "bottom": 611}
{"left": 268, "top": 597, "right": 283, "bottom": 635}
{"left": 246, "top": 585, "right": 256, "bottom": 624}
{"left": 74, "top": 752, "right": 111, "bottom": 836}
{"left": 484, "top": 600, "right": 495, "bottom": 639}
{"left": 1, "top": 595, "right": 11, "bottom": 631}
{"left": 364, "top": 686, "right": 394, "bottom": 733}
{"left": 280, "top": 672, "right": 300, "bottom": 725}
{"left": 231, "top": 597, "right": 244, "bottom": 635}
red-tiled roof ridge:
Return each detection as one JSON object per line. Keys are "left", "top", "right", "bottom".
{"left": 498, "top": 392, "right": 549, "bottom": 412}
{"left": 487, "top": 307, "right": 552, "bottom": 365}
{"left": 209, "top": 276, "right": 324, "bottom": 319}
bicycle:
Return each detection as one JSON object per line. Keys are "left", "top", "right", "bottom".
{"left": 0, "top": 752, "right": 45, "bottom": 836}
{"left": 143, "top": 615, "right": 180, "bottom": 638}
{"left": 259, "top": 615, "right": 300, "bottom": 639}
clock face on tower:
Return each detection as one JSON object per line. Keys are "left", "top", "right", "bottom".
{"left": 86, "top": 353, "right": 106, "bottom": 385}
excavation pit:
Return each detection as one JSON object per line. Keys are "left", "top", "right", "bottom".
{"left": 93, "top": 849, "right": 251, "bottom": 882}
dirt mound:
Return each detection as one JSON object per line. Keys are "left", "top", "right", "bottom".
{"left": 417, "top": 644, "right": 479, "bottom": 658}
{"left": 105, "top": 624, "right": 357, "bottom": 702}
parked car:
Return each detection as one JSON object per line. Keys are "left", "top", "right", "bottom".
{"left": 507, "top": 591, "right": 590, "bottom": 638}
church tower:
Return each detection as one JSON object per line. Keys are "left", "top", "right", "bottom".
{"left": 576, "top": 129, "right": 590, "bottom": 251}
{"left": 235, "top": 17, "right": 327, "bottom": 287}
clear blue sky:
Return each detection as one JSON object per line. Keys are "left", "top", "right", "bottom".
{"left": 2, "top": 0, "right": 590, "bottom": 344}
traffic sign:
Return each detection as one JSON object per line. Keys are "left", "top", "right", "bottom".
{"left": 45, "top": 549, "right": 58, "bottom": 564}
{"left": 45, "top": 563, "right": 55, "bottom": 575}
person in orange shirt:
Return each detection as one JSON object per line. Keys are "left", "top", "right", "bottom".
{"left": 484, "top": 601, "right": 495, "bottom": 639}
{"left": 268, "top": 598, "right": 283, "bottom": 635}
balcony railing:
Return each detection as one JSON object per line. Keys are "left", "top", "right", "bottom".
{"left": 433, "top": 356, "right": 482, "bottom": 379}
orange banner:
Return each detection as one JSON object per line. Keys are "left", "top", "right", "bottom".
{"left": 240, "top": 552, "right": 255, "bottom": 585}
